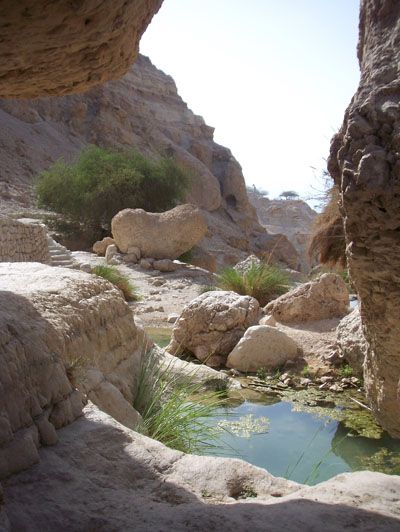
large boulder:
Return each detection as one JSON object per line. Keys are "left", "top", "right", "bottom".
{"left": 336, "top": 307, "right": 368, "bottom": 378}
{"left": 226, "top": 325, "right": 299, "bottom": 372}
{"left": 328, "top": 0, "right": 400, "bottom": 438}
{"left": 265, "top": 273, "right": 349, "bottom": 324}
{"left": 0, "top": 0, "right": 162, "bottom": 98}
{"left": 112, "top": 204, "right": 207, "bottom": 259}
{"left": 0, "top": 262, "right": 144, "bottom": 477}
{"left": 167, "top": 291, "right": 260, "bottom": 367}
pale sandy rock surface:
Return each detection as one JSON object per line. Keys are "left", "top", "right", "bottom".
{"left": 112, "top": 204, "right": 207, "bottom": 258}
{"left": 0, "top": 0, "right": 162, "bottom": 98}
{"left": 93, "top": 236, "right": 115, "bottom": 255}
{"left": 2, "top": 403, "right": 400, "bottom": 531}
{"left": 0, "top": 216, "right": 49, "bottom": 263}
{"left": 265, "top": 273, "right": 349, "bottom": 324}
{"left": 248, "top": 194, "right": 317, "bottom": 272}
{"left": 226, "top": 325, "right": 299, "bottom": 372}
{"left": 167, "top": 291, "right": 260, "bottom": 367}
{"left": 0, "top": 262, "right": 145, "bottom": 477}
{"left": 336, "top": 307, "right": 367, "bottom": 377}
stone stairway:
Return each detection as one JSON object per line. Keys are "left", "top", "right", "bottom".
{"left": 46, "top": 235, "right": 76, "bottom": 268}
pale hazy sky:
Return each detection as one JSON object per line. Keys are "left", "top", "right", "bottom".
{"left": 140, "top": 0, "right": 360, "bottom": 202}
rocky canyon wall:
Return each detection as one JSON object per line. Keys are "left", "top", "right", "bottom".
{"left": 328, "top": 0, "right": 400, "bottom": 437}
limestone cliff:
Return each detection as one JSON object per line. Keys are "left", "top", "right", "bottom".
{"left": 248, "top": 192, "right": 317, "bottom": 272}
{"left": 0, "top": 54, "right": 298, "bottom": 269}
{"left": 328, "top": 0, "right": 400, "bottom": 437}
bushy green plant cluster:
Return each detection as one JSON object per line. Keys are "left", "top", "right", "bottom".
{"left": 36, "top": 145, "right": 191, "bottom": 232}
{"left": 216, "top": 263, "right": 289, "bottom": 306}
{"left": 92, "top": 264, "right": 139, "bottom": 301}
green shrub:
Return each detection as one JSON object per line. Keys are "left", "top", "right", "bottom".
{"left": 134, "top": 351, "right": 226, "bottom": 453}
{"left": 340, "top": 364, "right": 353, "bottom": 378}
{"left": 217, "top": 263, "right": 289, "bottom": 306}
{"left": 92, "top": 264, "right": 139, "bottom": 301}
{"left": 36, "top": 145, "right": 191, "bottom": 233}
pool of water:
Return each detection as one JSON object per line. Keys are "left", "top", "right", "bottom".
{"left": 205, "top": 399, "right": 400, "bottom": 485}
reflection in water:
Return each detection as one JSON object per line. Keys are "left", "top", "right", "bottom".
{"left": 205, "top": 400, "right": 400, "bottom": 485}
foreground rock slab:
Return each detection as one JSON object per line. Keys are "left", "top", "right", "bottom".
{"left": 265, "top": 273, "right": 349, "bottom": 324}
{"left": 0, "top": 262, "right": 143, "bottom": 476}
{"left": 226, "top": 325, "right": 299, "bottom": 372}
{"left": 2, "top": 403, "right": 400, "bottom": 531}
{"left": 112, "top": 204, "right": 207, "bottom": 259}
{"left": 167, "top": 290, "right": 260, "bottom": 366}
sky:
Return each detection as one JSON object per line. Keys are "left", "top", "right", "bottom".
{"left": 140, "top": 0, "right": 360, "bottom": 204}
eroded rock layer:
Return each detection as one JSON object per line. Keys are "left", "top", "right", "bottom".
{"left": 328, "top": 0, "right": 400, "bottom": 437}
{"left": 0, "top": 263, "right": 143, "bottom": 477}
{"left": 0, "top": 216, "right": 49, "bottom": 263}
{"left": 0, "top": 0, "right": 162, "bottom": 98}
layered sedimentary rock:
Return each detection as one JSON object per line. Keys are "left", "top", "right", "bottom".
{"left": 0, "top": 216, "right": 49, "bottom": 262}
{"left": 0, "top": 263, "right": 144, "bottom": 477}
{"left": 248, "top": 193, "right": 317, "bottom": 272}
{"left": 0, "top": 0, "right": 162, "bottom": 98}
{"left": 328, "top": 0, "right": 400, "bottom": 437}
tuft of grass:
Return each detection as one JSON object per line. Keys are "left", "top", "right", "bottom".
{"left": 340, "top": 364, "right": 354, "bottom": 378}
{"left": 216, "top": 263, "right": 289, "bottom": 306}
{"left": 92, "top": 264, "right": 139, "bottom": 301}
{"left": 301, "top": 365, "right": 311, "bottom": 378}
{"left": 256, "top": 367, "right": 268, "bottom": 381}
{"left": 178, "top": 248, "right": 193, "bottom": 264}
{"left": 133, "top": 350, "right": 227, "bottom": 453}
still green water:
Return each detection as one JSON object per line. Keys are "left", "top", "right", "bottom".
{"left": 205, "top": 399, "right": 400, "bottom": 485}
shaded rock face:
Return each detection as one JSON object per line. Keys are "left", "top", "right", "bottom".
{"left": 0, "top": 263, "right": 144, "bottom": 477}
{"left": 336, "top": 307, "right": 368, "bottom": 377}
{"left": 167, "top": 291, "right": 260, "bottom": 367}
{"left": 111, "top": 204, "right": 207, "bottom": 258}
{"left": 3, "top": 404, "right": 400, "bottom": 531}
{"left": 328, "top": 0, "right": 400, "bottom": 437}
{"left": 265, "top": 274, "right": 349, "bottom": 324}
{"left": 249, "top": 194, "right": 317, "bottom": 272}
{"left": 0, "top": 0, "right": 162, "bottom": 98}
{"left": 0, "top": 216, "right": 49, "bottom": 263}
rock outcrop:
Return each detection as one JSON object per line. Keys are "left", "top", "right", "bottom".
{"left": 167, "top": 291, "right": 260, "bottom": 367}
{"left": 0, "top": 216, "right": 49, "bottom": 263}
{"left": 336, "top": 307, "right": 368, "bottom": 377}
{"left": 0, "top": 262, "right": 144, "bottom": 477}
{"left": 226, "top": 325, "right": 299, "bottom": 372}
{"left": 0, "top": 54, "right": 294, "bottom": 270}
{"left": 265, "top": 274, "right": 349, "bottom": 323}
{"left": 2, "top": 403, "right": 400, "bottom": 531}
{"left": 0, "top": 0, "right": 162, "bottom": 98}
{"left": 112, "top": 204, "right": 207, "bottom": 259}
{"left": 248, "top": 193, "right": 317, "bottom": 272}
{"left": 328, "top": 0, "right": 400, "bottom": 437}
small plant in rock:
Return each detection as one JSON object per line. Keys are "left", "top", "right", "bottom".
{"left": 238, "top": 486, "right": 258, "bottom": 499}
{"left": 273, "top": 367, "right": 283, "bottom": 380}
{"left": 92, "top": 264, "right": 140, "bottom": 301}
{"left": 256, "top": 367, "right": 268, "bottom": 381}
{"left": 133, "top": 350, "right": 227, "bottom": 453}
{"left": 216, "top": 262, "right": 289, "bottom": 306}
{"left": 340, "top": 364, "right": 354, "bottom": 378}
{"left": 301, "top": 365, "right": 312, "bottom": 378}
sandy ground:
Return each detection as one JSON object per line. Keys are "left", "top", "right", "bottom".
{"left": 72, "top": 251, "right": 343, "bottom": 370}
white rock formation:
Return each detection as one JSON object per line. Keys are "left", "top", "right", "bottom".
{"left": 265, "top": 273, "right": 349, "bottom": 323}
{"left": 336, "top": 307, "right": 368, "bottom": 377}
{"left": 226, "top": 325, "right": 299, "bottom": 372}
{"left": 167, "top": 291, "right": 260, "bottom": 367}
{"left": 0, "top": 216, "right": 49, "bottom": 263}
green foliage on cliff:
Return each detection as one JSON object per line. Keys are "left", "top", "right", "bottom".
{"left": 36, "top": 145, "right": 191, "bottom": 232}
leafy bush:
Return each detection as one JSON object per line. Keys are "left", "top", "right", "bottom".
{"left": 134, "top": 351, "right": 226, "bottom": 453}
{"left": 216, "top": 263, "right": 289, "bottom": 306}
{"left": 36, "top": 145, "right": 191, "bottom": 233}
{"left": 92, "top": 264, "right": 139, "bottom": 301}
